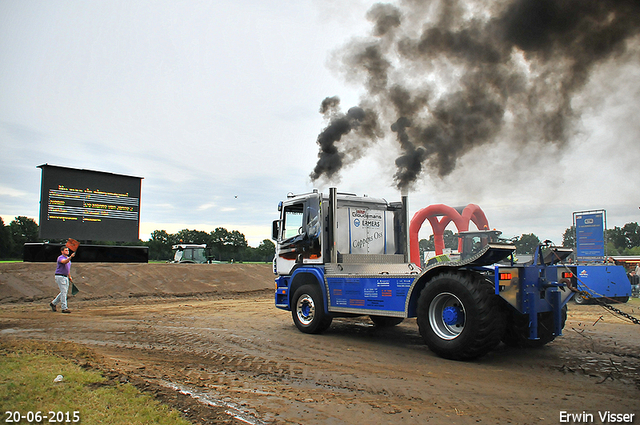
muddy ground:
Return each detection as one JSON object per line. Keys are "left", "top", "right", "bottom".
{"left": 1, "top": 262, "right": 639, "bottom": 424}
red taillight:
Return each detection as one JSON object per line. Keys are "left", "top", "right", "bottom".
{"left": 499, "top": 273, "right": 512, "bottom": 280}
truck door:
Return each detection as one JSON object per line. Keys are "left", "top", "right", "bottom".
{"left": 275, "top": 195, "right": 322, "bottom": 275}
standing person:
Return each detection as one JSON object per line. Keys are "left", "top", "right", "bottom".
{"left": 50, "top": 246, "right": 75, "bottom": 313}
{"left": 628, "top": 269, "right": 640, "bottom": 298}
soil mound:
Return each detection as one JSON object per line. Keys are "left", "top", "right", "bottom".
{"left": 0, "top": 262, "right": 274, "bottom": 304}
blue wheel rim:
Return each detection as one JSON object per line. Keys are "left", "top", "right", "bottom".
{"left": 429, "top": 292, "right": 466, "bottom": 340}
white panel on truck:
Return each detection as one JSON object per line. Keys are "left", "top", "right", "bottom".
{"left": 336, "top": 207, "right": 396, "bottom": 255}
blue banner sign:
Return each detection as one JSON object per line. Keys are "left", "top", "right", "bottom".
{"left": 575, "top": 212, "right": 605, "bottom": 262}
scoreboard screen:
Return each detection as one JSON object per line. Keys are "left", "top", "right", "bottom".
{"left": 38, "top": 164, "right": 143, "bottom": 242}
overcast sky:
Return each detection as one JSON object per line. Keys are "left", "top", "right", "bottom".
{"left": 1, "top": 0, "right": 639, "bottom": 247}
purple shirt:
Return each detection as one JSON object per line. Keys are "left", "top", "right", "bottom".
{"left": 55, "top": 254, "right": 71, "bottom": 276}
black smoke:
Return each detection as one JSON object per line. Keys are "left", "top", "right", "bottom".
{"left": 310, "top": 0, "right": 640, "bottom": 189}
{"left": 310, "top": 97, "right": 380, "bottom": 181}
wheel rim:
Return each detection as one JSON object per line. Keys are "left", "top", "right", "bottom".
{"left": 296, "top": 294, "right": 315, "bottom": 326}
{"left": 429, "top": 292, "right": 465, "bottom": 340}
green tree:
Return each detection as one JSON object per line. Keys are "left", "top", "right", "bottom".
{"left": 210, "top": 227, "right": 230, "bottom": 261}
{"left": 9, "top": 216, "right": 39, "bottom": 258}
{"left": 255, "top": 239, "right": 275, "bottom": 262}
{"left": 209, "top": 227, "right": 248, "bottom": 261}
{"left": 0, "top": 217, "right": 15, "bottom": 260}
{"left": 619, "top": 222, "right": 640, "bottom": 249}
{"left": 442, "top": 230, "right": 458, "bottom": 250}
{"left": 228, "top": 230, "right": 248, "bottom": 260}
{"left": 562, "top": 226, "right": 575, "bottom": 248}
{"left": 606, "top": 223, "right": 640, "bottom": 252}
{"left": 605, "top": 241, "right": 621, "bottom": 256}
{"left": 174, "top": 229, "right": 210, "bottom": 245}
{"left": 513, "top": 233, "right": 540, "bottom": 255}
{"left": 607, "top": 226, "right": 627, "bottom": 251}
{"left": 418, "top": 230, "right": 459, "bottom": 252}
{"left": 148, "top": 230, "right": 173, "bottom": 261}
{"left": 626, "top": 246, "right": 640, "bottom": 255}
{"left": 419, "top": 238, "right": 434, "bottom": 251}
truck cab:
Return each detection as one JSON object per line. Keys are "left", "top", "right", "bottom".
{"left": 171, "top": 244, "right": 209, "bottom": 264}
{"left": 272, "top": 189, "right": 408, "bottom": 275}
{"left": 272, "top": 191, "right": 324, "bottom": 275}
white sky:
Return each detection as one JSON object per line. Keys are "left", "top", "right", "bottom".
{"left": 1, "top": 0, "right": 639, "bottom": 247}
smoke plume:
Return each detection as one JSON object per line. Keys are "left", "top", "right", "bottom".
{"left": 310, "top": 96, "right": 380, "bottom": 181}
{"left": 310, "top": 0, "right": 640, "bottom": 190}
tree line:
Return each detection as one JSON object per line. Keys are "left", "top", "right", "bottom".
{"left": 147, "top": 228, "right": 275, "bottom": 262}
{"left": 0, "top": 216, "right": 275, "bottom": 262}
{"left": 3, "top": 214, "right": 639, "bottom": 261}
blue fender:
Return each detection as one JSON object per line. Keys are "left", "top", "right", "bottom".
{"left": 275, "top": 266, "right": 326, "bottom": 312}
{"left": 405, "top": 264, "right": 462, "bottom": 317}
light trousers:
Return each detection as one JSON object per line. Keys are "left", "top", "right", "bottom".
{"left": 52, "top": 275, "right": 69, "bottom": 310}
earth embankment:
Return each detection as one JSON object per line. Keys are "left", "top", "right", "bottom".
{"left": 0, "top": 262, "right": 274, "bottom": 304}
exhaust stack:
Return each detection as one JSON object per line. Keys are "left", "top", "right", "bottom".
{"left": 401, "top": 188, "right": 410, "bottom": 263}
{"left": 330, "top": 187, "right": 338, "bottom": 263}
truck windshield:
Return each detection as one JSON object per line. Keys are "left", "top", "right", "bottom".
{"left": 283, "top": 204, "right": 304, "bottom": 240}
{"left": 186, "top": 248, "right": 207, "bottom": 263}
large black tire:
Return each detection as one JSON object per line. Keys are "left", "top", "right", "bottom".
{"left": 370, "top": 315, "right": 404, "bottom": 327}
{"left": 416, "top": 272, "right": 506, "bottom": 360}
{"left": 291, "top": 284, "right": 333, "bottom": 334}
{"left": 502, "top": 306, "right": 567, "bottom": 348}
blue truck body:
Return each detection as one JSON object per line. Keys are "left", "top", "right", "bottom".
{"left": 272, "top": 189, "right": 577, "bottom": 360}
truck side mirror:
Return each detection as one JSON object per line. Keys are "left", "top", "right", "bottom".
{"left": 272, "top": 220, "right": 281, "bottom": 240}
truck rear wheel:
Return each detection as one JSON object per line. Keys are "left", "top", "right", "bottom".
{"left": 502, "top": 306, "right": 567, "bottom": 348}
{"left": 417, "top": 272, "right": 505, "bottom": 360}
{"left": 291, "top": 284, "right": 332, "bottom": 334}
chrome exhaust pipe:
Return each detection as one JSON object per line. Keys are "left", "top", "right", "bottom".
{"left": 330, "top": 187, "right": 338, "bottom": 263}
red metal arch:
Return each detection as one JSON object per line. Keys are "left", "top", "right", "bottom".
{"left": 409, "top": 204, "right": 489, "bottom": 265}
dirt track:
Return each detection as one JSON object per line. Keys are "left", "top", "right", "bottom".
{"left": 1, "top": 263, "right": 639, "bottom": 424}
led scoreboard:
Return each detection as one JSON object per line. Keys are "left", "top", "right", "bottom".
{"left": 38, "top": 164, "right": 143, "bottom": 242}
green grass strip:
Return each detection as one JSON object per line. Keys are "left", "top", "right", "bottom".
{"left": 0, "top": 341, "right": 191, "bottom": 425}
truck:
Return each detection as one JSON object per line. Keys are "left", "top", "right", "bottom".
{"left": 272, "top": 188, "right": 577, "bottom": 360}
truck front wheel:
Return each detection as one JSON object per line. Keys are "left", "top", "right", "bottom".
{"left": 417, "top": 272, "right": 505, "bottom": 360}
{"left": 291, "top": 284, "right": 332, "bottom": 334}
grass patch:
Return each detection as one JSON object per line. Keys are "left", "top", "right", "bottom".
{"left": 0, "top": 340, "right": 191, "bottom": 425}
